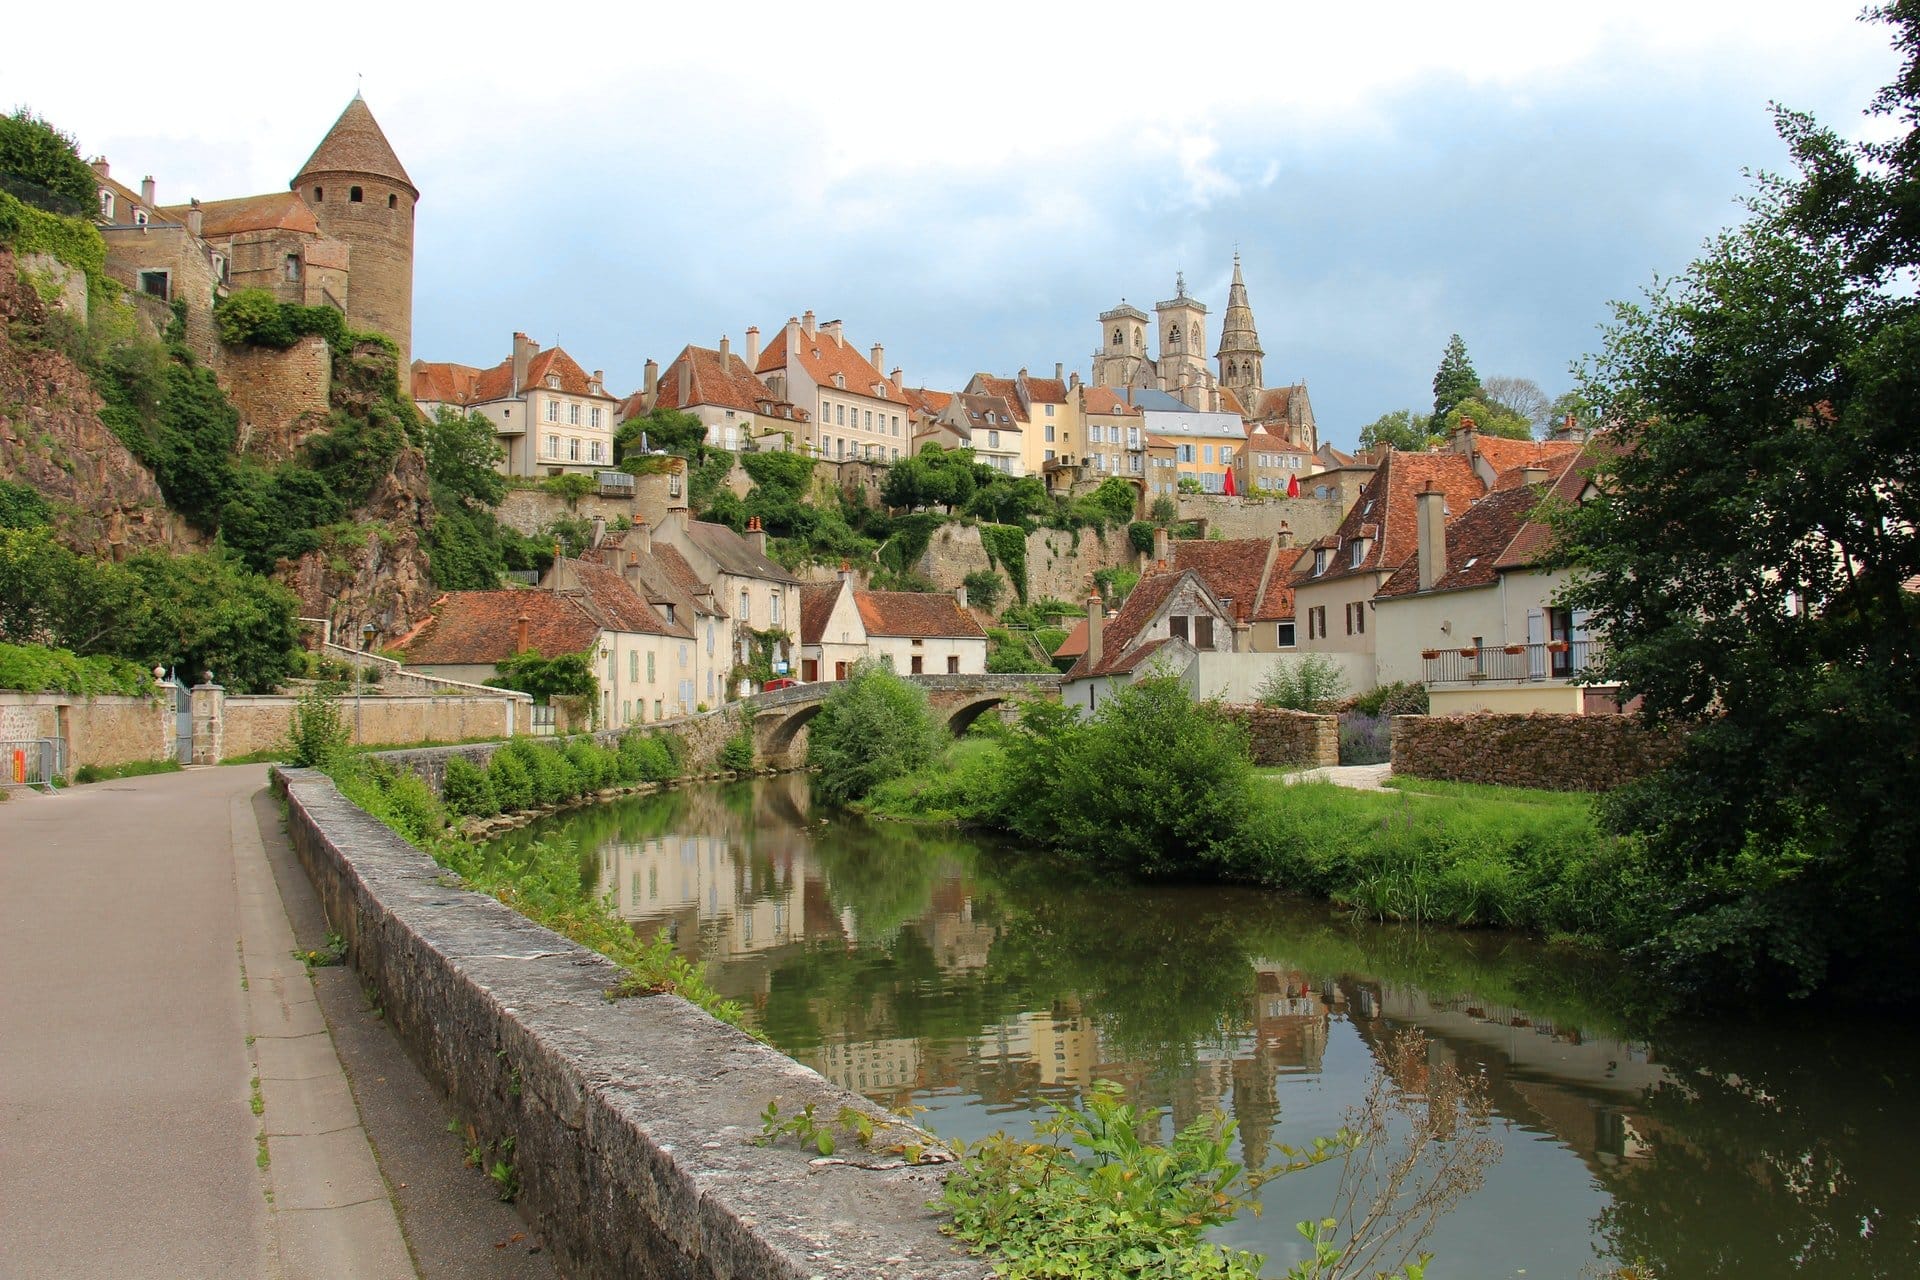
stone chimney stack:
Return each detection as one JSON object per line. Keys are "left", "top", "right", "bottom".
{"left": 786, "top": 315, "right": 802, "bottom": 350}
{"left": 745, "top": 326, "right": 761, "bottom": 368}
{"left": 90, "top": 157, "right": 109, "bottom": 179}
{"left": 1416, "top": 482, "right": 1447, "bottom": 592}
{"left": 589, "top": 369, "right": 604, "bottom": 395}
{"left": 871, "top": 342, "right": 885, "bottom": 373}
{"left": 643, "top": 358, "right": 659, "bottom": 400}
{"left": 839, "top": 560, "right": 851, "bottom": 584}
{"left": 890, "top": 367, "right": 904, "bottom": 392}
{"left": 1521, "top": 464, "right": 1550, "bottom": 488}
{"left": 516, "top": 613, "right": 531, "bottom": 653}
{"left": 1153, "top": 525, "right": 1171, "bottom": 565}
{"left": 631, "top": 521, "right": 651, "bottom": 554}
{"left": 1086, "top": 591, "right": 1104, "bottom": 670}
{"left": 141, "top": 176, "right": 155, "bottom": 205}
{"left": 822, "top": 319, "right": 843, "bottom": 343}
{"left": 1277, "top": 521, "right": 1293, "bottom": 548}
{"left": 1055, "top": 362, "right": 1064, "bottom": 382}
{"left": 955, "top": 582, "right": 969, "bottom": 611}
{"left": 187, "top": 199, "right": 202, "bottom": 238}
{"left": 719, "top": 335, "right": 731, "bottom": 368}
{"left": 801, "top": 310, "right": 816, "bottom": 338}
{"left": 511, "top": 332, "right": 534, "bottom": 397}
{"left": 591, "top": 515, "right": 607, "bottom": 548}
{"left": 747, "top": 515, "right": 768, "bottom": 555}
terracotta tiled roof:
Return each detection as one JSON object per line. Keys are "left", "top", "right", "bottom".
{"left": 1253, "top": 581, "right": 1294, "bottom": 622}
{"left": 1054, "top": 616, "right": 1089, "bottom": 659}
{"left": 1472, "top": 434, "right": 1583, "bottom": 485}
{"left": 556, "top": 558, "right": 688, "bottom": 637}
{"left": 411, "top": 361, "right": 484, "bottom": 404}
{"left": 1023, "top": 376, "right": 1068, "bottom": 405}
{"left": 649, "top": 544, "right": 724, "bottom": 612}
{"left": 853, "top": 591, "right": 986, "bottom": 639}
{"left": 1243, "top": 428, "right": 1311, "bottom": 457}
{"left": 948, "top": 393, "right": 1021, "bottom": 432}
{"left": 432, "top": 344, "right": 611, "bottom": 405}
{"left": 523, "top": 347, "right": 608, "bottom": 399}
{"left": 899, "top": 387, "right": 952, "bottom": 417}
{"left": 1066, "top": 572, "right": 1191, "bottom": 679}
{"left": 1376, "top": 483, "right": 1546, "bottom": 599}
{"left": 1082, "top": 386, "right": 1142, "bottom": 417}
{"left": 177, "top": 192, "right": 320, "bottom": 239}
{"left": 1172, "top": 539, "right": 1271, "bottom": 624}
{"left": 1251, "top": 387, "right": 1297, "bottom": 421}
{"left": 1218, "top": 387, "right": 1247, "bottom": 417}
{"left": 1294, "top": 450, "right": 1484, "bottom": 588}
{"left": 799, "top": 580, "right": 849, "bottom": 645}
{"left": 398, "top": 590, "right": 600, "bottom": 666}
{"left": 1496, "top": 442, "right": 1611, "bottom": 568}
{"left": 293, "top": 96, "right": 418, "bottom": 198}
{"left": 757, "top": 324, "right": 898, "bottom": 404}
{"left": 654, "top": 345, "right": 795, "bottom": 417}
{"left": 970, "top": 376, "right": 1029, "bottom": 422}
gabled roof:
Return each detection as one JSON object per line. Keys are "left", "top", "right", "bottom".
{"left": 1022, "top": 375, "right": 1068, "bottom": 405}
{"left": 647, "top": 543, "right": 725, "bottom": 614}
{"left": 1218, "top": 387, "right": 1248, "bottom": 417}
{"left": 683, "top": 520, "right": 802, "bottom": 585}
{"left": 899, "top": 386, "right": 952, "bottom": 417}
{"left": 397, "top": 590, "right": 601, "bottom": 666}
{"left": 1294, "top": 450, "right": 1484, "bottom": 589}
{"left": 1250, "top": 386, "right": 1302, "bottom": 421}
{"left": 411, "top": 361, "right": 484, "bottom": 404}
{"left": 1243, "top": 428, "right": 1312, "bottom": 456}
{"left": 428, "top": 343, "right": 610, "bottom": 405}
{"left": 292, "top": 96, "right": 417, "bottom": 198}
{"left": 653, "top": 345, "right": 796, "bottom": 417}
{"left": 1065, "top": 570, "right": 1227, "bottom": 680}
{"left": 799, "top": 579, "right": 851, "bottom": 646}
{"left": 853, "top": 590, "right": 986, "bottom": 639}
{"left": 945, "top": 393, "right": 1022, "bottom": 435}
{"left": 1082, "top": 386, "right": 1142, "bottom": 417}
{"left": 756, "top": 322, "right": 898, "bottom": 404}
{"left": 523, "top": 347, "right": 610, "bottom": 400}
{"left": 1054, "top": 616, "right": 1089, "bottom": 660}
{"left": 1172, "top": 539, "right": 1273, "bottom": 624}
{"left": 1470, "top": 434, "right": 1583, "bottom": 486}
{"left": 1496, "top": 442, "right": 1611, "bottom": 568}
{"left": 553, "top": 557, "right": 689, "bottom": 637}
{"left": 1375, "top": 482, "right": 1547, "bottom": 599}
{"left": 175, "top": 192, "right": 320, "bottom": 239}
{"left": 969, "top": 376, "right": 1029, "bottom": 423}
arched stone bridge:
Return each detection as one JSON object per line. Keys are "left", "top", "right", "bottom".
{"left": 741, "top": 673, "right": 1062, "bottom": 769}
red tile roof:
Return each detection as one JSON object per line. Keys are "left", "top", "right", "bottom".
{"left": 970, "top": 376, "right": 1029, "bottom": 423}
{"left": 899, "top": 387, "right": 953, "bottom": 417}
{"left": 1082, "top": 386, "right": 1142, "bottom": 417}
{"left": 420, "top": 343, "right": 612, "bottom": 406}
{"left": 1066, "top": 571, "right": 1198, "bottom": 679}
{"left": 653, "top": 345, "right": 799, "bottom": 418}
{"left": 176, "top": 192, "right": 320, "bottom": 239}
{"left": 948, "top": 393, "right": 1021, "bottom": 432}
{"left": 799, "top": 580, "right": 848, "bottom": 645}
{"left": 1022, "top": 375, "right": 1068, "bottom": 405}
{"left": 853, "top": 590, "right": 986, "bottom": 639}
{"left": 411, "top": 361, "right": 484, "bottom": 404}
{"left": 757, "top": 323, "right": 898, "bottom": 405}
{"left": 1496, "top": 442, "right": 1612, "bottom": 568}
{"left": 649, "top": 543, "right": 723, "bottom": 612}
{"left": 1294, "top": 450, "right": 1484, "bottom": 589}
{"left": 555, "top": 557, "right": 688, "bottom": 637}
{"left": 1375, "top": 483, "right": 1546, "bottom": 599}
{"left": 1472, "top": 434, "right": 1583, "bottom": 486}
{"left": 1172, "top": 539, "right": 1272, "bottom": 624}
{"left": 1054, "top": 616, "right": 1089, "bottom": 659}
{"left": 1243, "top": 428, "right": 1312, "bottom": 457}
{"left": 1250, "top": 387, "right": 1298, "bottom": 421}
{"left": 398, "top": 590, "right": 601, "bottom": 666}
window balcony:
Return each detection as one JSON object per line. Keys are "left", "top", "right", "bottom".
{"left": 1421, "top": 639, "right": 1601, "bottom": 685}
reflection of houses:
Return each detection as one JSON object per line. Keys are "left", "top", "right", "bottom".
{"left": 808, "top": 1037, "right": 924, "bottom": 1099}
{"left": 596, "top": 834, "right": 806, "bottom": 964}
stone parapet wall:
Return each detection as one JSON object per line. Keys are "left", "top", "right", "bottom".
{"left": 497, "top": 489, "right": 638, "bottom": 537}
{"left": 215, "top": 334, "right": 332, "bottom": 464}
{"left": 276, "top": 769, "right": 984, "bottom": 1280}
{"left": 320, "top": 642, "right": 526, "bottom": 700}
{"left": 1390, "top": 712, "right": 1685, "bottom": 792}
{"left": 1220, "top": 704, "right": 1338, "bottom": 767}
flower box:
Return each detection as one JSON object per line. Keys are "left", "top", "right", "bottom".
{"left": 1503, "top": 644, "right": 1525, "bottom": 654}
{"left": 1421, "top": 649, "right": 1440, "bottom": 660}
{"left": 1458, "top": 648, "right": 1479, "bottom": 658}
{"left": 1546, "top": 641, "right": 1571, "bottom": 653}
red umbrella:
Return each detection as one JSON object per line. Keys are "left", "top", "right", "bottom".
{"left": 1223, "top": 466, "right": 1237, "bottom": 497}
{"left": 1286, "top": 472, "right": 1300, "bottom": 498}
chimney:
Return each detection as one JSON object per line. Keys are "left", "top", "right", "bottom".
{"left": 745, "top": 326, "right": 761, "bottom": 367}
{"left": 890, "top": 367, "right": 904, "bottom": 392}
{"left": 1086, "top": 591, "right": 1104, "bottom": 670}
{"left": 1153, "top": 526, "right": 1170, "bottom": 564}
{"left": 719, "top": 335, "right": 731, "bottom": 368}
{"left": 141, "top": 175, "right": 155, "bottom": 206}
{"left": 1069, "top": 371, "right": 1081, "bottom": 389}
{"left": 643, "top": 358, "right": 659, "bottom": 399}
{"left": 822, "top": 319, "right": 843, "bottom": 343}
{"left": 678, "top": 359, "right": 691, "bottom": 406}
{"left": 1416, "top": 482, "right": 1447, "bottom": 592}
{"left": 90, "top": 157, "right": 109, "bottom": 179}
{"left": 589, "top": 369, "right": 604, "bottom": 395}
{"left": 1055, "top": 362, "right": 1064, "bottom": 382}
{"left": 802, "top": 310, "right": 816, "bottom": 337}
{"left": 1521, "top": 464, "right": 1550, "bottom": 488}
{"left": 839, "top": 559, "right": 851, "bottom": 583}
{"left": 630, "top": 521, "right": 651, "bottom": 554}
{"left": 747, "top": 515, "right": 768, "bottom": 555}
{"left": 511, "top": 332, "right": 534, "bottom": 397}
{"left": 955, "top": 582, "right": 969, "bottom": 611}
{"left": 591, "top": 515, "right": 607, "bottom": 548}
{"left": 515, "top": 613, "right": 531, "bottom": 653}
{"left": 786, "top": 315, "right": 802, "bottom": 350}
{"left": 1277, "top": 521, "right": 1293, "bottom": 548}
{"left": 187, "top": 198, "right": 202, "bottom": 238}
{"left": 871, "top": 342, "right": 885, "bottom": 373}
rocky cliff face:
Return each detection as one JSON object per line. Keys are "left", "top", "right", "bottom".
{"left": 279, "top": 452, "right": 437, "bottom": 645}
{"left": 0, "top": 248, "right": 202, "bottom": 558}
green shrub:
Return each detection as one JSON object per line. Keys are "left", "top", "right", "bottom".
{"left": 961, "top": 569, "right": 1002, "bottom": 612}
{"left": 979, "top": 524, "right": 1029, "bottom": 603}
{"left": 0, "top": 643, "right": 154, "bottom": 696}
{"left": 1256, "top": 654, "right": 1348, "bottom": 712}
{"left": 73, "top": 759, "right": 181, "bottom": 784}
{"left": 864, "top": 737, "right": 1008, "bottom": 823}
{"left": 212, "top": 289, "right": 348, "bottom": 352}
{"left": 286, "top": 685, "right": 351, "bottom": 769}
{"left": 1351, "top": 680, "right": 1430, "bottom": 717}
{"left": 807, "top": 660, "right": 947, "bottom": 805}
{"left": 486, "top": 748, "right": 535, "bottom": 812}
{"left": 441, "top": 755, "right": 499, "bottom": 818}
{"left": 1128, "top": 520, "right": 1158, "bottom": 555}
{"left": 0, "top": 480, "right": 51, "bottom": 531}
{"left": 720, "top": 730, "right": 755, "bottom": 774}
{"left": 0, "top": 111, "right": 99, "bottom": 211}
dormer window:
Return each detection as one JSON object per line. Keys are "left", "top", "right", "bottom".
{"left": 546, "top": 376, "right": 560, "bottom": 390}
{"left": 99, "top": 190, "right": 114, "bottom": 219}
{"left": 133, "top": 208, "right": 148, "bottom": 226}
{"left": 1314, "top": 548, "right": 1328, "bottom": 576}
{"left": 1350, "top": 539, "right": 1367, "bottom": 568}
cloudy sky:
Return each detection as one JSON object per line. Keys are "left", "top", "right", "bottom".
{"left": 7, "top": 2, "right": 1901, "bottom": 447}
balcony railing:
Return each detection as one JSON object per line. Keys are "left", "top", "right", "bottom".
{"left": 1422, "top": 639, "right": 1601, "bottom": 685}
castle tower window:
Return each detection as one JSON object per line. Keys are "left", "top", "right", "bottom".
{"left": 285, "top": 254, "right": 301, "bottom": 282}
{"left": 313, "top": 186, "right": 323, "bottom": 201}
{"left": 349, "top": 186, "right": 363, "bottom": 203}
{"left": 387, "top": 193, "right": 397, "bottom": 209}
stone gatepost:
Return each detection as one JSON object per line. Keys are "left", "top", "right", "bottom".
{"left": 191, "top": 680, "right": 225, "bottom": 765}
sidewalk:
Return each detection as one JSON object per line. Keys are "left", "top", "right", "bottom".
{"left": 0, "top": 765, "right": 412, "bottom": 1277}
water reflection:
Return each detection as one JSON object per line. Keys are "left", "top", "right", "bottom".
{"left": 490, "top": 779, "right": 1920, "bottom": 1279}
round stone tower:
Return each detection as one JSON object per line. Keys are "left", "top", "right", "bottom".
{"left": 292, "top": 95, "right": 417, "bottom": 373}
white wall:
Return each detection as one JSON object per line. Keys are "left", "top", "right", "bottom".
{"left": 1190, "top": 650, "right": 1375, "bottom": 704}
{"left": 868, "top": 636, "right": 987, "bottom": 675}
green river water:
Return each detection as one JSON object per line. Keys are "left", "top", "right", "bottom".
{"left": 489, "top": 776, "right": 1920, "bottom": 1279}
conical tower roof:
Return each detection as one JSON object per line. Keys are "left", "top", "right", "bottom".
{"left": 1219, "top": 254, "right": 1262, "bottom": 357}
{"left": 292, "top": 95, "right": 417, "bottom": 198}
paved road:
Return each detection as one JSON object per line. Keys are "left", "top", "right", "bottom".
{"left": 0, "top": 767, "right": 555, "bottom": 1279}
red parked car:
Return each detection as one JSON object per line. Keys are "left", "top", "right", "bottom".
{"left": 762, "top": 678, "right": 799, "bottom": 691}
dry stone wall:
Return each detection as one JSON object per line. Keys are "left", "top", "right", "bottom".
{"left": 1391, "top": 712, "right": 1686, "bottom": 792}
{"left": 1220, "top": 704, "right": 1338, "bottom": 768}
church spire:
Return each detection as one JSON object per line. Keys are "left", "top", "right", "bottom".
{"left": 1217, "top": 252, "right": 1264, "bottom": 404}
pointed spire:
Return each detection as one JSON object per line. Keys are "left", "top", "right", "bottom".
{"left": 1218, "top": 252, "right": 1264, "bottom": 397}
{"left": 1232, "top": 252, "right": 1245, "bottom": 286}
{"left": 292, "top": 97, "right": 417, "bottom": 198}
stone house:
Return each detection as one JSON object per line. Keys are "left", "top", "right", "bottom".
{"left": 1166, "top": 534, "right": 1297, "bottom": 654}
{"left": 582, "top": 522, "right": 731, "bottom": 712}
{"left": 854, "top": 589, "right": 988, "bottom": 675}
{"left": 1372, "top": 444, "right": 1620, "bottom": 714}
{"left": 412, "top": 334, "right": 621, "bottom": 478}
{"left": 754, "top": 312, "right": 911, "bottom": 463}
{"left": 931, "top": 392, "right": 1025, "bottom": 475}
{"left": 1077, "top": 385, "right": 1148, "bottom": 484}
{"left": 622, "top": 337, "right": 807, "bottom": 452}
{"left": 649, "top": 511, "right": 803, "bottom": 690}
{"left": 1061, "top": 569, "right": 1236, "bottom": 716}
{"left": 1287, "top": 448, "right": 1487, "bottom": 693}
{"left": 798, "top": 574, "right": 868, "bottom": 683}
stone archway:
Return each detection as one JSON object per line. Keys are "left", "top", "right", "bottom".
{"left": 943, "top": 696, "right": 1009, "bottom": 736}
{"left": 757, "top": 702, "right": 824, "bottom": 767}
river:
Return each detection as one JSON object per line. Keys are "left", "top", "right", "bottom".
{"left": 488, "top": 776, "right": 1920, "bottom": 1279}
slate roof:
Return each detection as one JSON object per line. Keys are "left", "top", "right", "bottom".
{"left": 398, "top": 590, "right": 601, "bottom": 666}
{"left": 1294, "top": 450, "right": 1484, "bottom": 588}
{"left": 799, "top": 580, "right": 849, "bottom": 645}
{"left": 293, "top": 96, "right": 418, "bottom": 198}
{"left": 684, "top": 520, "right": 802, "bottom": 585}
{"left": 853, "top": 591, "right": 986, "bottom": 639}
{"left": 177, "top": 192, "right": 320, "bottom": 239}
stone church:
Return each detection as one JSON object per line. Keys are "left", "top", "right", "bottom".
{"left": 1090, "top": 256, "right": 1316, "bottom": 451}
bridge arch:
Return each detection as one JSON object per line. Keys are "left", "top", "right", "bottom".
{"left": 758, "top": 703, "right": 823, "bottom": 761}
{"left": 943, "top": 695, "right": 1013, "bottom": 736}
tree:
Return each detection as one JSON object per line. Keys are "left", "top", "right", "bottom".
{"left": 615, "top": 407, "right": 708, "bottom": 463}
{"left": 1357, "top": 408, "right": 1433, "bottom": 452}
{"left": 1479, "top": 375, "right": 1551, "bottom": 433}
{"left": 1435, "top": 395, "right": 1534, "bottom": 441}
{"left": 119, "top": 550, "right": 300, "bottom": 693}
{"left": 424, "top": 407, "right": 506, "bottom": 507}
{"left": 806, "top": 659, "right": 947, "bottom": 804}
{"left": 1430, "top": 333, "right": 1481, "bottom": 428}
{"left": 0, "top": 109, "right": 97, "bottom": 213}
{"left": 1552, "top": 2, "right": 1920, "bottom": 1001}
{"left": 486, "top": 649, "right": 597, "bottom": 705}
{"left": 0, "top": 479, "right": 50, "bottom": 530}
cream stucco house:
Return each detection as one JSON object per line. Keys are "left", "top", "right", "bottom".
{"left": 413, "top": 334, "right": 621, "bottom": 478}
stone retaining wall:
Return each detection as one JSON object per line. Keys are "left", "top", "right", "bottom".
{"left": 276, "top": 768, "right": 986, "bottom": 1280}
{"left": 1390, "top": 712, "right": 1685, "bottom": 792}
{"left": 1221, "top": 704, "right": 1338, "bottom": 768}
{"left": 0, "top": 690, "right": 171, "bottom": 770}
{"left": 220, "top": 693, "right": 519, "bottom": 760}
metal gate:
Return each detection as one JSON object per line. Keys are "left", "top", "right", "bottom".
{"left": 171, "top": 676, "right": 194, "bottom": 764}
{"left": 1, "top": 739, "right": 62, "bottom": 793}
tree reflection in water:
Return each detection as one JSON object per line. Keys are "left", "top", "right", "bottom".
{"left": 490, "top": 779, "right": 1920, "bottom": 1279}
